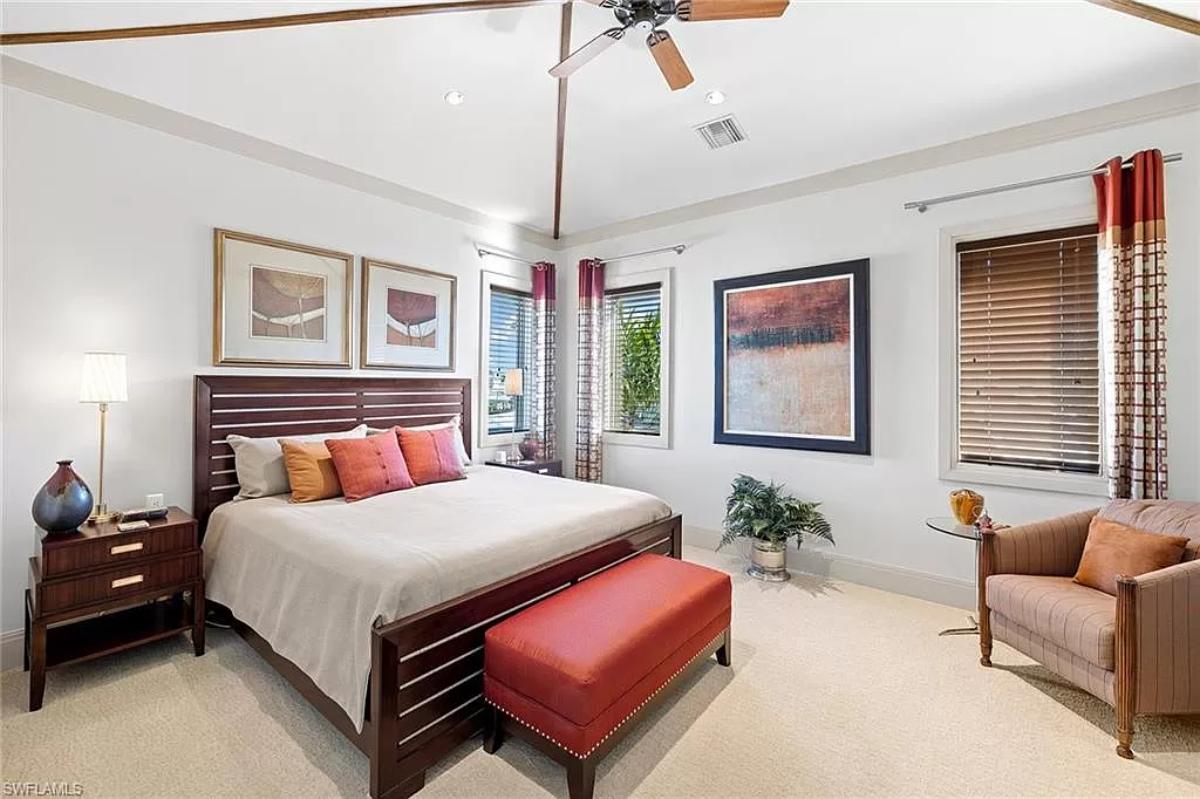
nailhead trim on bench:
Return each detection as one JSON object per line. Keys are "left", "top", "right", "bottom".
{"left": 485, "top": 630, "right": 727, "bottom": 760}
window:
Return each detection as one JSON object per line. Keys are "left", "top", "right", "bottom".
{"left": 954, "top": 224, "right": 1101, "bottom": 478}
{"left": 602, "top": 268, "right": 672, "bottom": 448}
{"left": 480, "top": 272, "right": 533, "bottom": 445}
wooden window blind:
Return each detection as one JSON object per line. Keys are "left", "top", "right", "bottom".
{"left": 603, "top": 283, "right": 663, "bottom": 436}
{"left": 487, "top": 286, "right": 533, "bottom": 435}
{"left": 956, "top": 224, "right": 1100, "bottom": 474}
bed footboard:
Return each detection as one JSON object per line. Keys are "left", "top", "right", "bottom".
{"left": 368, "top": 513, "right": 683, "bottom": 799}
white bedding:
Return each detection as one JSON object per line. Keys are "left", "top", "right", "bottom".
{"left": 202, "top": 466, "right": 672, "bottom": 730}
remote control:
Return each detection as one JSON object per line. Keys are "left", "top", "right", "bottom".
{"left": 119, "top": 507, "right": 169, "bottom": 523}
{"left": 117, "top": 520, "right": 151, "bottom": 532}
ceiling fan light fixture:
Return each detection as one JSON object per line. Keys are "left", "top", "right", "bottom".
{"left": 443, "top": 90, "right": 465, "bottom": 106}
{"left": 705, "top": 90, "right": 726, "bottom": 105}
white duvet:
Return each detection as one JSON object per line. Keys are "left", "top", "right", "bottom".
{"left": 202, "top": 466, "right": 672, "bottom": 730}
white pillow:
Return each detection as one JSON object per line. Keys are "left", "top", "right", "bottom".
{"left": 228, "top": 424, "right": 368, "bottom": 499}
{"left": 369, "top": 415, "right": 471, "bottom": 467}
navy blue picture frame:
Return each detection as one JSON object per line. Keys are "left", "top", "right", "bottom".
{"left": 713, "top": 259, "right": 871, "bottom": 455}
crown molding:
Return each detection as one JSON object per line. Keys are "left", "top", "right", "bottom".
{"left": 0, "top": 56, "right": 558, "bottom": 251}
{"left": 3, "top": 55, "right": 1195, "bottom": 254}
{"left": 558, "top": 82, "right": 1200, "bottom": 248}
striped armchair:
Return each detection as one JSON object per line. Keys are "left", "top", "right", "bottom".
{"left": 978, "top": 500, "right": 1200, "bottom": 758}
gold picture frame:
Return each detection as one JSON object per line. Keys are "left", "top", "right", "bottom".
{"left": 360, "top": 258, "right": 457, "bottom": 371}
{"left": 213, "top": 228, "right": 353, "bottom": 368}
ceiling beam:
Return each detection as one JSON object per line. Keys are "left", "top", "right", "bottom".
{"left": 552, "top": 2, "right": 573, "bottom": 240}
{"left": 1086, "top": 0, "right": 1200, "bottom": 36}
{"left": 0, "top": 0, "right": 557, "bottom": 45}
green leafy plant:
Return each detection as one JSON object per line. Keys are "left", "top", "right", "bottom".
{"left": 618, "top": 309, "right": 661, "bottom": 431}
{"left": 719, "top": 474, "right": 834, "bottom": 550}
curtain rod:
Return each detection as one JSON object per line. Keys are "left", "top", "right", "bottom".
{"left": 475, "top": 243, "right": 689, "bottom": 266}
{"left": 597, "top": 244, "right": 687, "bottom": 264}
{"left": 474, "top": 246, "right": 541, "bottom": 266}
{"left": 904, "top": 152, "right": 1183, "bottom": 213}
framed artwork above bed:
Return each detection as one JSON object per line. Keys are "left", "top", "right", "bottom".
{"left": 713, "top": 259, "right": 870, "bottom": 455}
{"left": 360, "top": 258, "right": 456, "bottom": 370}
{"left": 213, "top": 228, "right": 353, "bottom": 368}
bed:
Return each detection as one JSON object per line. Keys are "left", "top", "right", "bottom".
{"left": 193, "top": 375, "right": 683, "bottom": 799}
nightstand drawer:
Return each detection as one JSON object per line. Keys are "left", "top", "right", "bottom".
{"left": 39, "top": 525, "right": 196, "bottom": 579}
{"left": 37, "top": 551, "right": 201, "bottom": 615}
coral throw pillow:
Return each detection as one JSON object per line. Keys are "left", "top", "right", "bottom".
{"left": 280, "top": 440, "right": 343, "bottom": 503}
{"left": 325, "top": 431, "right": 415, "bottom": 502}
{"left": 397, "top": 426, "right": 466, "bottom": 486}
{"left": 1074, "top": 516, "right": 1189, "bottom": 595}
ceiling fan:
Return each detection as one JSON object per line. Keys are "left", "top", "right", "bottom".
{"left": 551, "top": 1, "right": 789, "bottom": 91}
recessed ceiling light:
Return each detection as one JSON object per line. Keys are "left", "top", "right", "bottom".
{"left": 444, "top": 90, "right": 465, "bottom": 106}
{"left": 705, "top": 90, "right": 726, "bottom": 106}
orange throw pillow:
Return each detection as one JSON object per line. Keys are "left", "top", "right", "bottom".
{"left": 1073, "top": 516, "right": 1189, "bottom": 595}
{"left": 397, "top": 426, "right": 466, "bottom": 486}
{"left": 280, "top": 439, "right": 343, "bottom": 502}
{"left": 325, "top": 431, "right": 415, "bottom": 502}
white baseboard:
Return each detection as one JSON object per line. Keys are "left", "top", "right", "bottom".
{"left": 685, "top": 525, "right": 975, "bottom": 610}
{"left": 1, "top": 627, "right": 24, "bottom": 672}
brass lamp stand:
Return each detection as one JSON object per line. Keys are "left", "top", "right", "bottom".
{"left": 80, "top": 352, "right": 127, "bottom": 524}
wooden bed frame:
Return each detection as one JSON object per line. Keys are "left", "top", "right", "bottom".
{"left": 193, "top": 375, "right": 684, "bottom": 799}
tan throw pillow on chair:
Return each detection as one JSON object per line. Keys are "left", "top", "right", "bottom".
{"left": 1073, "top": 516, "right": 1189, "bottom": 595}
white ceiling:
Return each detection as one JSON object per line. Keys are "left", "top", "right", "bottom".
{"left": 3, "top": 1, "right": 1198, "bottom": 237}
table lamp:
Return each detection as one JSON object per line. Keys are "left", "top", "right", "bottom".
{"left": 80, "top": 352, "right": 127, "bottom": 523}
{"left": 504, "top": 367, "right": 524, "bottom": 461}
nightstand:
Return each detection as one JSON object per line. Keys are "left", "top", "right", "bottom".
{"left": 24, "top": 506, "right": 204, "bottom": 711}
{"left": 485, "top": 459, "right": 564, "bottom": 477}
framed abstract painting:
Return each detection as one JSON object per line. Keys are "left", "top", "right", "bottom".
{"left": 714, "top": 259, "right": 870, "bottom": 454}
{"left": 360, "top": 258, "right": 456, "bottom": 371}
{"left": 213, "top": 229, "right": 352, "bottom": 368}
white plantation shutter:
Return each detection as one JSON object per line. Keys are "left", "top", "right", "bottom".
{"left": 603, "top": 284, "right": 663, "bottom": 435}
{"left": 487, "top": 286, "right": 533, "bottom": 435}
{"left": 957, "top": 225, "right": 1101, "bottom": 474}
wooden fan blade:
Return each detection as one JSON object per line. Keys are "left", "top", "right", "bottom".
{"left": 647, "top": 30, "right": 694, "bottom": 91}
{"left": 0, "top": 0, "right": 556, "bottom": 46}
{"left": 676, "top": 0, "right": 789, "bottom": 22}
{"left": 1086, "top": 0, "right": 1200, "bottom": 36}
{"left": 549, "top": 27, "right": 624, "bottom": 78}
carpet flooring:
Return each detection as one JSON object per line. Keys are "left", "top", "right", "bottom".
{"left": 2, "top": 546, "right": 1197, "bottom": 797}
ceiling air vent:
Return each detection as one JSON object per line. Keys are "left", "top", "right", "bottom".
{"left": 695, "top": 115, "right": 747, "bottom": 150}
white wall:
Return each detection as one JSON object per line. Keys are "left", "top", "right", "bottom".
{"left": 559, "top": 112, "right": 1200, "bottom": 600}
{"left": 0, "top": 88, "right": 550, "bottom": 637}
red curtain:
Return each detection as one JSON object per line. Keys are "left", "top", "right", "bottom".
{"left": 1094, "top": 149, "right": 1168, "bottom": 499}
{"left": 575, "top": 259, "right": 605, "bottom": 482}
{"left": 530, "top": 262, "right": 557, "bottom": 461}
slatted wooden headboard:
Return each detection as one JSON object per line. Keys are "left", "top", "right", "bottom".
{"left": 193, "top": 375, "right": 472, "bottom": 534}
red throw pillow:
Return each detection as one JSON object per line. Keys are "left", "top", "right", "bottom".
{"left": 397, "top": 426, "right": 466, "bottom": 486}
{"left": 325, "top": 431, "right": 414, "bottom": 501}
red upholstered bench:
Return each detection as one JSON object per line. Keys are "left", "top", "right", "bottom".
{"left": 482, "top": 553, "right": 732, "bottom": 799}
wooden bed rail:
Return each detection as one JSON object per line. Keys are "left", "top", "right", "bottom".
{"left": 370, "top": 514, "right": 683, "bottom": 799}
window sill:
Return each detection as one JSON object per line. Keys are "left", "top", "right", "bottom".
{"left": 603, "top": 431, "right": 670, "bottom": 450}
{"left": 480, "top": 431, "right": 530, "bottom": 448}
{"left": 941, "top": 463, "right": 1108, "bottom": 497}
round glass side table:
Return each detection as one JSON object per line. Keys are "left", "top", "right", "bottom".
{"left": 925, "top": 516, "right": 981, "bottom": 636}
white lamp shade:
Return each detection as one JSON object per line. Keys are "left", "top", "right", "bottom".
{"left": 504, "top": 368, "right": 524, "bottom": 397}
{"left": 80, "top": 352, "right": 128, "bottom": 403}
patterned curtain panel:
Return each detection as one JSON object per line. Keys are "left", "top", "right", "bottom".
{"left": 1094, "top": 149, "right": 1168, "bottom": 499}
{"left": 575, "top": 259, "right": 605, "bottom": 482}
{"left": 531, "top": 262, "right": 557, "bottom": 460}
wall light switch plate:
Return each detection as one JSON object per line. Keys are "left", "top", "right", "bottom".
{"left": 145, "top": 493, "right": 165, "bottom": 510}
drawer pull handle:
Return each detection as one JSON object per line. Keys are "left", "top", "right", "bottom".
{"left": 111, "top": 574, "right": 144, "bottom": 589}
{"left": 537, "top": 468, "right": 549, "bottom": 474}
{"left": 110, "top": 542, "right": 144, "bottom": 555}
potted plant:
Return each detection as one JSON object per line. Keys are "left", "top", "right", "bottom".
{"left": 719, "top": 474, "right": 833, "bottom": 582}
